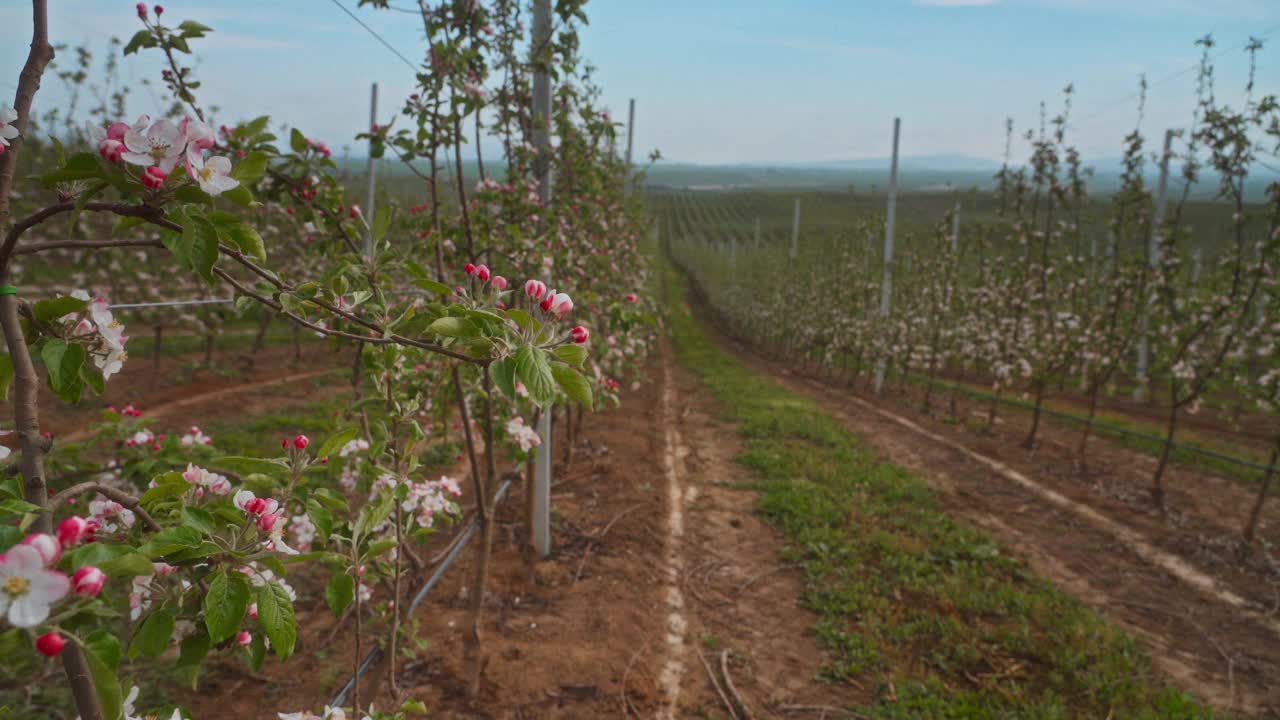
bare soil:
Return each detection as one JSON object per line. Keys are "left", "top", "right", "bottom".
{"left": 175, "top": 342, "right": 849, "bottom": 719}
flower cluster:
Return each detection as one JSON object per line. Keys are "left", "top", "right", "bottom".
{"left": 63, "top": 291, "right": 128, "bottom": 380}
{"left": 91, "top": 114, "right": 239, "bottom": 196}
{"left": 505, "top": 416, "right": 541, "bottom": 452}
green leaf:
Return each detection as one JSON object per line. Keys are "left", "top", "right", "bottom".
{"left": 551, "top": 362, "right": 593, "bottom": 408}
{"left": 137, "top": 526, "right": 203, "bottom": 558}
{"left": 96, "top": 552, "right": 156, "bottom": 577}
{"left": 32, "top": 296, "right": 88, "bottom": 323}
{"left": 514, "top": 345, "right": 556, "bottom": 408}
{"left": 412, "top": 277, "right": 452, "bottom": 297}
{"left": 208, "top": 211, "right": 267, "bottom": 261}
{"left": 290, "top": 127, "right": 308, "bottom": 153}
{"left": 139, "top": 471, "right": 190, "bottom": 507}
{"left": 552, "top": 344, "right": 588, "bottom": 369}
{"left": 312, "top": 487, "right": 349, "bottom": 513}
{"left": 372, "top": 204, "right": 392, "bottom": 242}
{"left": 122, "top": 29, "right": 155, "bottom": 55}
{"left": 203, "top": 570, "right": 251, "bottom": 643}
{"left": 213, "top": 456, "right": 289, "bottom": 477}
{"left": 64, "top": 543, "right": 132, "bottom": 572}
{"left": 80, "top": 362, "right": 105, "bottom": 396}
{"left": 247, "top": 629, "right": 266, "bottom": 671}
{"left": 314, "top": 427, "right": 359, "bottom": 460}
{"left": 256, "top": 581, "right": 296, "bottom": 659}
{"left": 176, "top": 632, "right": 210, "bottom": 688}
{"left": 354, "top": 492, "right": 394, "bottom": 544}
{"left": 365, "top": 538, "right": 397, "bottom": 560}
{"left": 184, "top": 214, "right": 220, "bottom": 285}
{"left": 181, "top": 507, "right": 218, "bottom": 535}
{"left": 41, "top": 339, "right": 85, "bottom": 403}
{"left": 129, "top": 608, "right": 176, "bottom": 659}
{"left": 490, "top": 358, "right": 516, "bottom": 399}
{"left": 221, "top": 183, "right": 255, "bottom": 207}
{"left": 428, "top": 316, "right": 479, "bottom": 338}
{"left": 39, "top": 152, "right": 102, "bottom": 185}
{"left": 0, "top": 353, "right": 12, "bottom": 401}
{"left": 229, "top": 150, "right": 269, "bottom": 185}
{"left": 324, "top": 573, "right": 354, "bottom": 617}
{"left": 0, "top": 498, "right": 42, "bottom": 516}
{"left": 178, "top": 20, "right": 214, "bottom": 37}
{"left": 81, "top": 637, "right": 123, "bottom": 720}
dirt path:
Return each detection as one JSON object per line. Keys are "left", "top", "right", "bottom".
{"left": 178, "top": 341, "right": 857, "bottom": 719}
{"left": 717, "top": 340, "right": 1280, "bottom": 717}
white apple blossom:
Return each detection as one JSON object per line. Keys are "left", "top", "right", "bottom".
{"left": 0, "top": 545, "right": 71, "bottom": 628}
{"left": 0, "top": 105, "right": 18, "bottom": 150}
{"left": 121, "top": 115, "right": 187, "bottom": 172}
{"left": 186, "top": 154, "right": 240, "bottom": 196}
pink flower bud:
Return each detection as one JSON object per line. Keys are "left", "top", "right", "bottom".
{"left": 35, "top": 633, "right": 66, "bottom": 657}
{"left": 257, "top": 513, "right": 280, "bottom": 533}
{"left": 524, "top": 280, "right": 547, "bottom": 300}
{"left": 56, "top": 516, "right": 91, "bottom": 547}
{"left": 141, "top": 165, "right": 167, "bottom": 189}
{"left": 236, "top": 631, "right": 252, "bottom": 647}
{"left": 107, "top": 122, "right": 130, "bottom": 141}
{"left": 550, "top": 292, "right": 573, "bottom": 318}
{"left": 248, "top": 602, "right": 258, "bottom": 619}
{"left": 136, "top": 3, "right": 148, "bottom": 19}
{"left": 99, "top": 139, "right": 125, "bottom": 162}
{"left": 570, "top": 326, "right": 589, "bottom": 344}
{"left": 293, "top": 434, "right": 309, "bottom": 450}
{"left": 625, "top": 293, "right": 638, "bottom": 304}
{"left": 464, "top": 263, "right": 476, "bottom": 276}
{"left": 21, "top": 533, "right": 62, "bottom": 565}
{"left": 475, "top": 264, "right": 491, "bottom": 281}
{"left": 73, "top": 566, "right": 106, "bottom": 597}
{"left": 491, "top": 275, "right": 508, "bottom": 290}
{"left": 282, "top": 438, "right": 290, "bottom": 449}
{"left": 154, "top": 4, "right": 164, "bottom": 15}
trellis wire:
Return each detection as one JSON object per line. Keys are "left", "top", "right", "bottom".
{"left": 328, "top": 475, "right": 516, "bottom": 708}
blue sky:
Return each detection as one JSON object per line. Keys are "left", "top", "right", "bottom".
{"left": 1, "top": 0, "right": 1276, "bottom": 165}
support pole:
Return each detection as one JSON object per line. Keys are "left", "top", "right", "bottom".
{"left": 364, "top": 82, "right": 378, "bottom": 256}
{"left": 790, "top": 198, "right": 801, "bottom": 259}
{"left": 1135, "top": 129, "right": 1173, "bottom": 402}
{"left": 950, "top": 201, "right": 960, "bottom": 254}
{"left": 532, "top": 0, "right": 553, "bottom": 558}
{"left": 625, "top": 98, "right": 635, "bottom": 178}
{"left": 873, "top": 117, "right": 901, "bottom": 395}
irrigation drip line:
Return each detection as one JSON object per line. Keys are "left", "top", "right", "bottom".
{"left": 328, "top": 474, "right": 516, "bottom": 709}
{"left": 919, "top": 376, "right": 1274, "bottom": 476}
{"left": 109, "top": 298, "right": 234, "bottom": 310}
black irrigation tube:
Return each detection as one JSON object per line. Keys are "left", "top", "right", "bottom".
{"left": 915, "top": 376, "right": 1275, "bottom": 476}
{"left": 328, "top": 474, "right": 517, "bottom": 708}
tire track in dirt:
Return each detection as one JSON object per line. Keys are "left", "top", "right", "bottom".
{"left": 805, "top": 376, "right": 1280, "bottom": 637}
{"left": 656, "top": 343, "right": 690, "bottom": 719}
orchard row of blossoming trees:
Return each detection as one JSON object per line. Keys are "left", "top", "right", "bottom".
{"left": 0, "top": 1, "right": 654, "bottom": 719}
{"left": 666, "top": 38, "right": 1280, "bottom": 540}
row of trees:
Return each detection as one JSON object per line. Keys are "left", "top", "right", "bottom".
{"left": 0, "top": 1, "right": 654, "bottom": 719}
{"left": 666, "top": 37, "right": 1279, "bottom": 540}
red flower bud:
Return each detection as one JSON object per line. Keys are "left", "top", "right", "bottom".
{"left": 73, "top": 566, "right": 106, "bottom": 597}
{"left": 36, "top": 633, "right": 66, "bottom": 657}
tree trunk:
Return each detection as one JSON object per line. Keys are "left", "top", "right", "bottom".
{"left": 1243, "top": 439, "right": 1280, "bottom": 544}
{"left": 1077, "top": 381, "right": 1102, "bottom": 471}
{"left": 152, "top": 324, "right": 163, "bottom": 371}
{"left": 1151, "top": 402, "right": 1179, "bottom": 512}
{"left": 1023, "top": 378, "right": 1046, "bottom": 449}
{"left": 250, "top": 311, "right": 273, "bottom": 356}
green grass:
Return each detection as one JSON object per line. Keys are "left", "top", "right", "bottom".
{"left": 660, "top": 257, "right": 1218, "bottom": 719}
